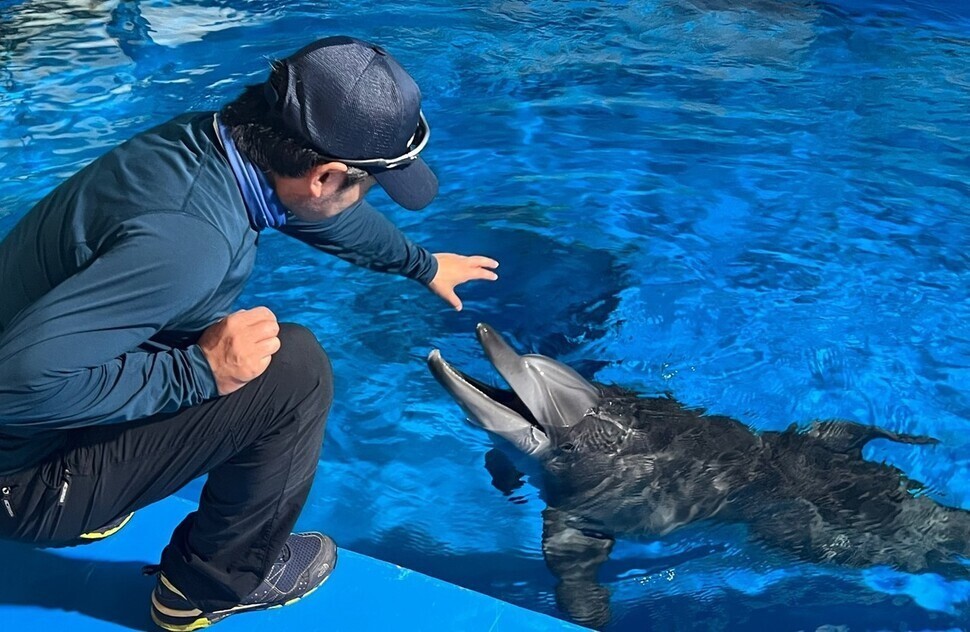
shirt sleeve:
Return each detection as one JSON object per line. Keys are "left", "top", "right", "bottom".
{"left": 0, "top": 213, "right": 230, "bottom": 431}
{"left": 275, "top": 200, "right": 439, "bottom": 285}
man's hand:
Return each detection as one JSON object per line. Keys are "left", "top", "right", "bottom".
{"left": 429, "top": 253, "right": 499, "bottom": 311}
{"left": 198, "top": 307, "right": 281, "bottom": 396}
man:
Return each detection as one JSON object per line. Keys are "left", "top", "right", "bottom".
{"left": 0, "top": 36, "right": 498, "bottom": 630}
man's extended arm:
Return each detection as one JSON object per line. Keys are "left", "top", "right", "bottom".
{"left": 275, "top": 200, "right": 438, "bottom": 284}
{"left": 0, "top": 214, "right": 230, "bottom": 431}
{"left": 277, "top": 200, "right": 499, "bottom": 310}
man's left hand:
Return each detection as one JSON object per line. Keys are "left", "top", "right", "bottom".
{"left": 429, "top": 253, "right": 499, "bottom": 311}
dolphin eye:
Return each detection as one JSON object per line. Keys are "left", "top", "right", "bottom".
{"left": 560, "top": 443, "right": 575, "bottom": 452}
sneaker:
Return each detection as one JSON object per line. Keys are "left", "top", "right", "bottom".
{"left": 149, "top": 532, "right": 337, "bottom": 631}
{"left": 79, "top": 512, "right": 134, "bottom": 540}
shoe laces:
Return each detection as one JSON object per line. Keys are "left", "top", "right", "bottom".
{"left": 275, "top": 543, "right": 292, "bottom": 565}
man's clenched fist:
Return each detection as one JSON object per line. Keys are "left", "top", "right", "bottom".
{"left": 198, "top": 307, "right": 281, "bottom": 396}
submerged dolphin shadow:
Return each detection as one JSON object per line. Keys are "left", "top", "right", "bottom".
{"left": 428, "top": 324, "right": 970, "bottom": 629}
{"left": 0, "top": 539, "right": 155, "bottom": 630}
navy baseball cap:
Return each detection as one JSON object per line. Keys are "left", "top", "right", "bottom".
{"left": 268, "top": 36, "right": 437, "bottom": 211}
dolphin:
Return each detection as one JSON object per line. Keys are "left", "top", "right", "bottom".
{"left": 428, "top": 324, "right": 970, "bottom": 628}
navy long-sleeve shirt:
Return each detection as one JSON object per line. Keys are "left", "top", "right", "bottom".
{"left": 0, "top": 112, "right": 437, "bottom": 472}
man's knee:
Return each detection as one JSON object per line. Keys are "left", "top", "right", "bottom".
{"left": 268, "top": 323, "right": 334, "bottom": 406}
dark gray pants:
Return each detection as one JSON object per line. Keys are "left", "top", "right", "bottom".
{"left": 0, "top": 324, "right": 333, "bottom": 611}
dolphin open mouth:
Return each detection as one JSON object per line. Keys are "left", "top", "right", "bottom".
{"left": 428, "top": 323, "right": 601, "bottom": 456}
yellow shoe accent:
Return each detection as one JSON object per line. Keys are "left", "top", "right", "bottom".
{"left": 150, "top": 609, "right": 212, "bottom": 632}
{"left": 160, "top": 574, "right": 191, "bottom": 601}
{"left": 79, "top": 512, "right": 134, "bottom": 540}
{"left": 152, "top": 589, "right": 203, "bottom": 618}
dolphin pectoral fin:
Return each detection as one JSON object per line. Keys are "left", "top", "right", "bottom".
{"left": 484, "top": 448, "right": 526, "bottom": 499}
{"left": 542, "top": 507, "right": 614, "bottom": 629}
{"left": 806, "top": 420, "right": 939, "bottom": 457}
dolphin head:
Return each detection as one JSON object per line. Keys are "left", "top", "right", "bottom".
{"left": 427, "top": 323, "right": 601, "bottom": 457}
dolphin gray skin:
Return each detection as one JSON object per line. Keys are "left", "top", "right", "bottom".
{"left": 428, "top": 324, "right": 970, "bottom": 629}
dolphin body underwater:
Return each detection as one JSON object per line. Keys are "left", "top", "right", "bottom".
{"left": 428, "top": 324, "right": 970, "bottom": 628}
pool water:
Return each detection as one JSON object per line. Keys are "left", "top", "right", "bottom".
{"left": 1, "top": 1, "right": 968, "bottom": 629}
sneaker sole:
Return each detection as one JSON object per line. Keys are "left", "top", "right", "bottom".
{"left": 150, "top": 552, "right": 337, "bottom": 631}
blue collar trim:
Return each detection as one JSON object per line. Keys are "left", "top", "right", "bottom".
{"left": 214, "top": 115, "right": 287, "bottom": 231}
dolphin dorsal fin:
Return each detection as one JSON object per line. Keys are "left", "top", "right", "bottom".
{"left": 805, "top": 421, "right": 939, "bottom": 456}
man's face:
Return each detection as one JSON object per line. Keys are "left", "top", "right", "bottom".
{"left": 273, "top": 165, "right": 378, "bottom": 222}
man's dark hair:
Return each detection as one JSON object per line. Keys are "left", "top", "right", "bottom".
{"left": 219, "top": 63, "right": 323, "bottom": 178}
{"left": 219, "top": 62, "right": 370, "bottom": 188}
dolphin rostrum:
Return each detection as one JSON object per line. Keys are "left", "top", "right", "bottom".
{"left": 428, "top": 324, "right": 969, "bottom": 628}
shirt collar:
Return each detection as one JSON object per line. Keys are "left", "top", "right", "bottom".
{"left": 212, "top": 114, "right": 288, "bottom": 231}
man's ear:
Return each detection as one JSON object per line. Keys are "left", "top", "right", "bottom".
{"left": 307, "top": 162, "right": 349, "bottom": 198}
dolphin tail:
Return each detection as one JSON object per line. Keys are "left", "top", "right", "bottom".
{"left": 542, "top": 507, "right": 615, "bottom": 630}
{"left": 804, "top": 421, "right": 939, "bottom": 457}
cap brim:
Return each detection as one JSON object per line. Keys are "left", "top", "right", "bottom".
{"left": 372, "top": 157, "right": 438, "bottom": 211}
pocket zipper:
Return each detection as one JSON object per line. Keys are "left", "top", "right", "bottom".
{"left": 58, "top": 468, "right": 71, "bottom": 506}
{"left": 2, "top": 486, "right": 14, "bottom": 518}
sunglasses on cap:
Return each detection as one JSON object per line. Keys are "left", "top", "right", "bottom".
{"left": 315, "top": 111, "right": 430, "bottom": 172}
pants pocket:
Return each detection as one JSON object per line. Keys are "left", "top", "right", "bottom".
{"left": 39, "top": 461, "right": 75, "bottom": 543}
{"left": 0, "top": 474, "right": 40, "bottom": 542}
{"left": 0, "top": 460, "right": 73, "bottom": 544}
{"left": 1, "top": 483, "right": 19, "bottom": 520}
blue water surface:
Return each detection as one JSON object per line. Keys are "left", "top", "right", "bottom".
{"left": 1, "top": 1, "right": 968, "bottom": 630}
